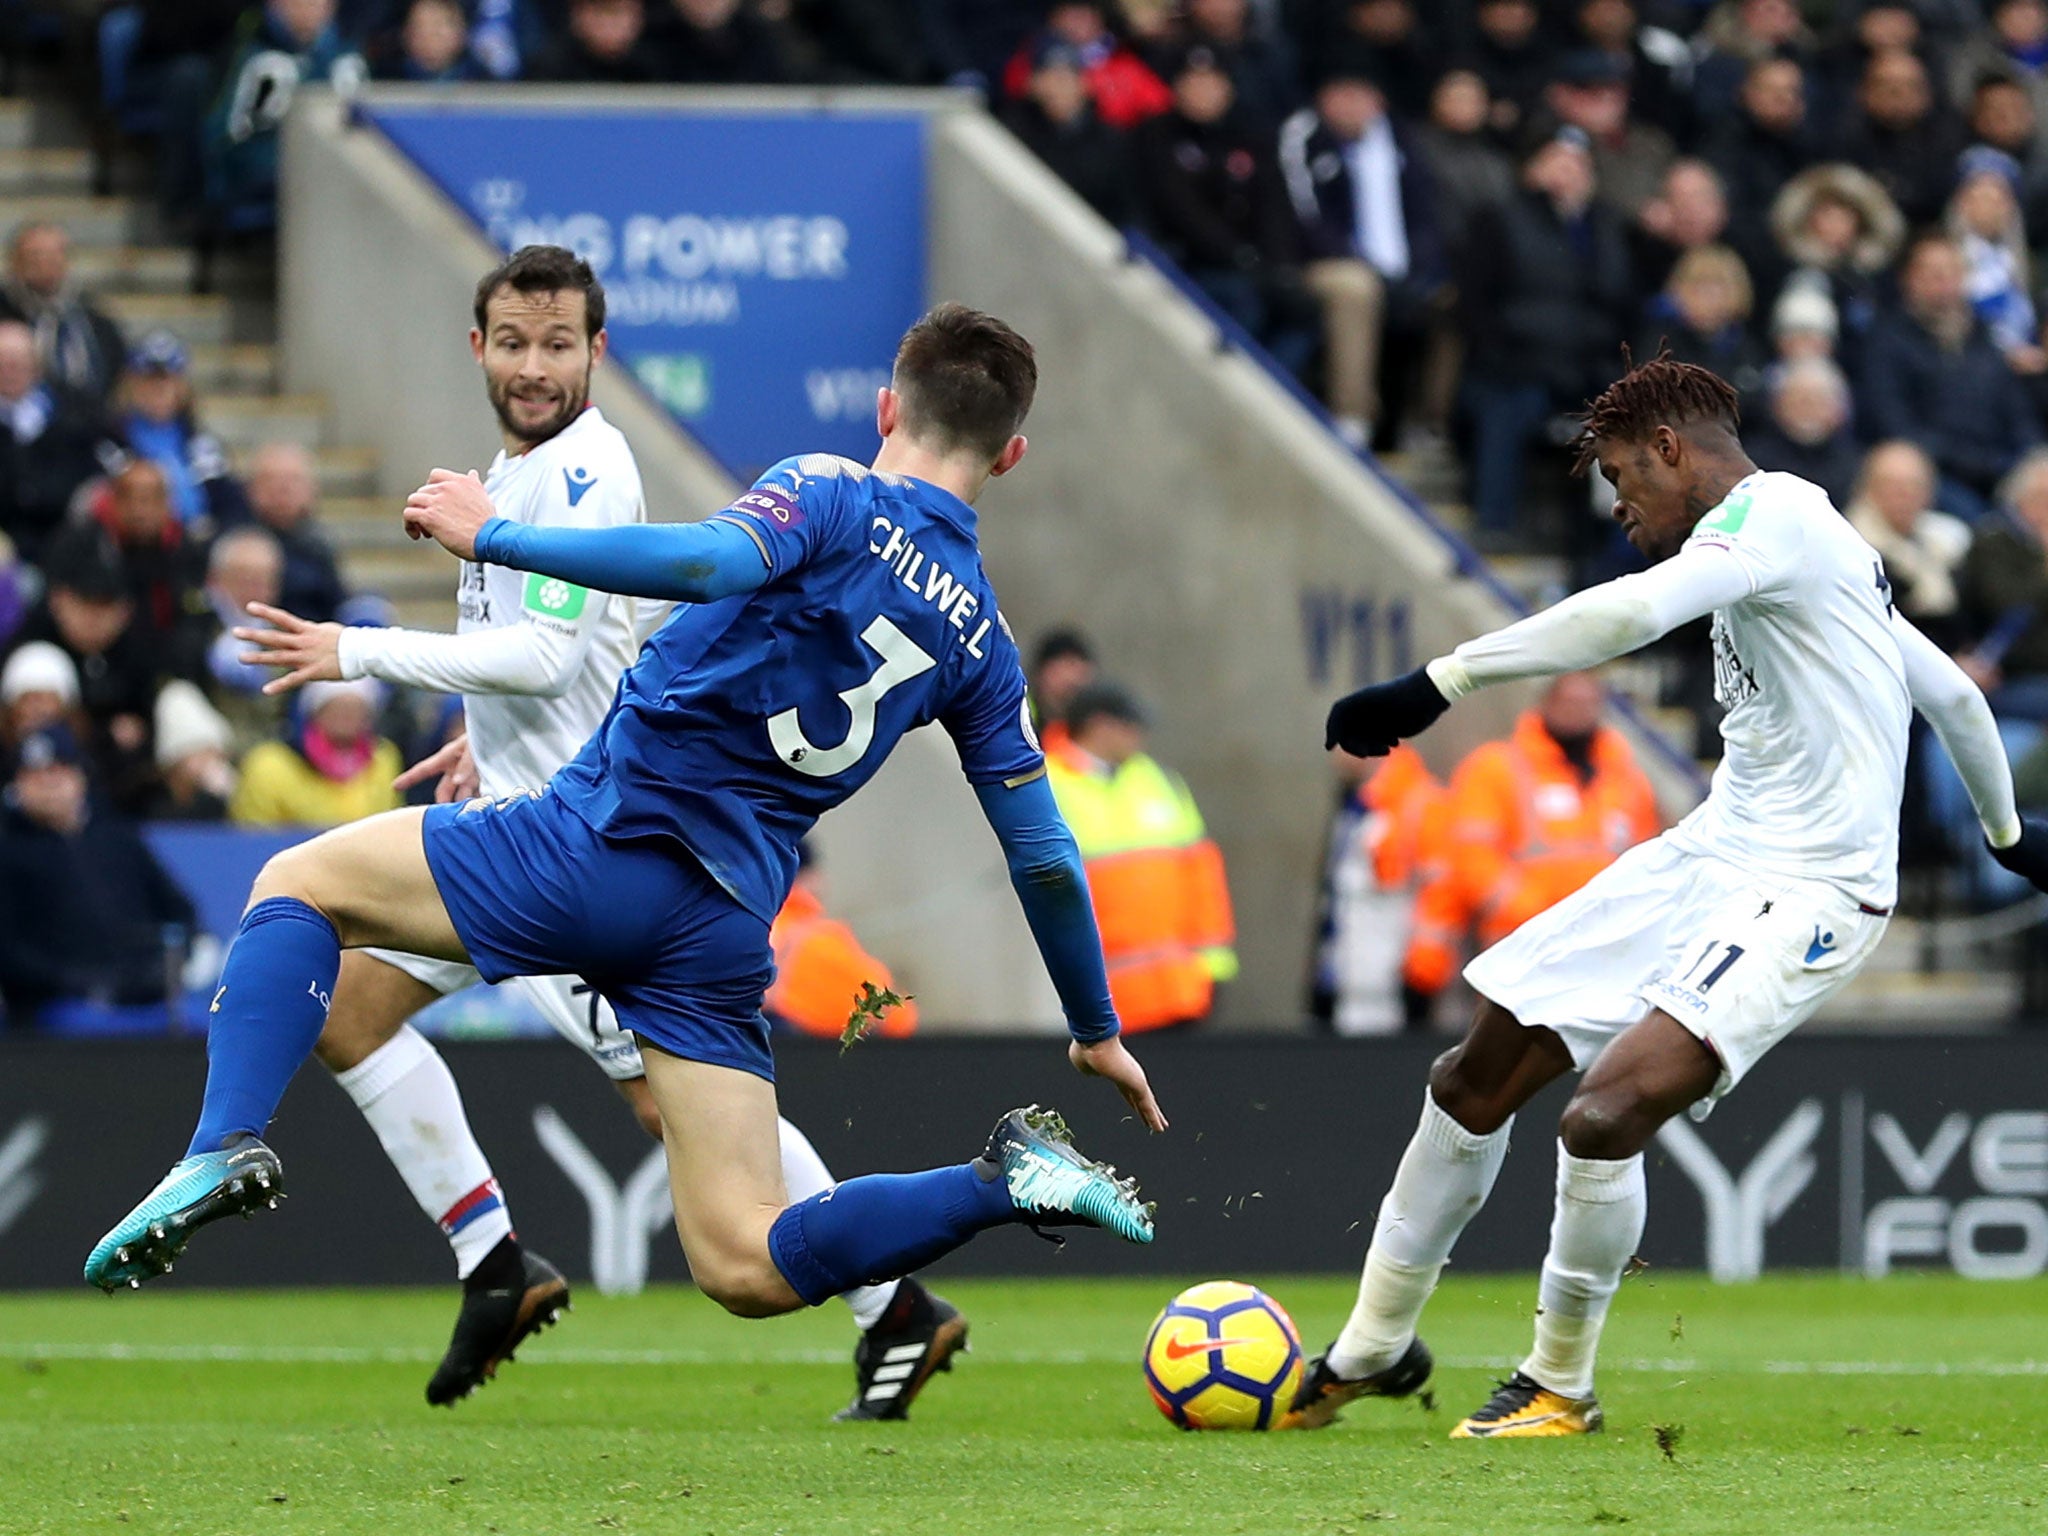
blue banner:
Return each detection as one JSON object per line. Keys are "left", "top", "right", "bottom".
{"left": 364, "top": 103, "right": 928, "bottom": 480}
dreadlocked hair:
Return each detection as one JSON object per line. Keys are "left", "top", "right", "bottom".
{"left": 1570, "top": 346, "right": 1741, "bottom": 475}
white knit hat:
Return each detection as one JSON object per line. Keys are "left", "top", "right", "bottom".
{"left": 1, "top": 641, "right": 81, "bottom": 706}
{"left": 154, "top": 679, "right": 233, "bottom": 769}
{"left": 301, "top": 676, "right": 384, "bottom": 719}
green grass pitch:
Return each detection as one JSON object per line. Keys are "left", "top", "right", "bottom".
{"left": 4, "top": 1273, "right": 2046, "bottom": 1535}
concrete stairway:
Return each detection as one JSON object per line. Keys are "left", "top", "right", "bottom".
{"left": 0, "top": 92, "right": 454, "bottom": 628}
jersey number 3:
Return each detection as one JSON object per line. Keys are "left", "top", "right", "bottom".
{"left": 768, "top": 616, "right": 937, "bottom": 778}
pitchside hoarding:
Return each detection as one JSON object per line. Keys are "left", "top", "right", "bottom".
{"left": 5, "top": 1038, "right": 2046, "bottom": 1290}
{"left": 361, "top": 101, "right": 927, "bottom": 481}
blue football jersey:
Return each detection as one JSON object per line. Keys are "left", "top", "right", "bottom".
{"left": 549, "top": 454, "right": 1045, "bottom": 922}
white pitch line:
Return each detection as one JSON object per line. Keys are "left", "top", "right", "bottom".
{"left": 5, "top": 1342, "right": 2048, "bottom": 1376}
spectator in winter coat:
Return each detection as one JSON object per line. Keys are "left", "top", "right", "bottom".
{"left": 1334, "top": 0, "right": 1441, "bottom": 124}
{"left": 1632, "top": 159, "right": 1733, "bottom": 308}
{"left": 114, "top": 331, "right": 245, "bottom": 530}
{"left": 369, "top": 0, "right": 487, "bottom": 80}
{"left": 1544, "top": 49, "right": 1674, "bottom": 221}
{"left": 140, "top": 680, "right": 239, "bottom": 822}
{"left": 1954, "top": 447, "right": 2048, "bottom": 716}
{"left": 1002, "top": 1, "right": 1170, "bottom": 129}
{"left": 1947, "top": 146, "right": 2043, "bottom": 367}
{"left": 529, "top": 0, "right": 666, "bottom": 81}
{"left": 4, "top": 526, "right": 162, "bottom": 812}
{"left": 1413, "top": 69, "right": 1515, "bottom": 265}
{"left": 1277, "top": 64, "right": 1454, "bottom": 448}
{"left": 652, "top": 0, "right": 798, "bottom": 84}
{"left": 1636, "top": 244, "right": 1769, "bottom": 415}
{"left": 1571, "top": 0, "right": 1693, "bottom": 148}
{"left": 203, "top": 0, "right": 367, "bottom": 230}
{"left": 91, "top": 459, "right": 212, "bottom": 671}
{"left": 231, "top": 676, "right": 403, "bottom": 827}
{"left": 0, "top": 223, "right": 127, "bottom": 406}
{"left": 1845, "top": 441, "right": 1974, "bottom": 654}
{"left": 1690, "top": 0, "right": 1815, "bottom": 125}
{"left": 0, "top": 641, "right": 82, "bottom": 756}
{"left": 1965, "top": 70, "right": 2048, "bottom": 252}
{"left": 0, "top": 725, "right": 195, "bottom": 1032}
{"left": 1133, "top": 46, "right": 1314, "bottom": 376}
{"left": 1860, "top": 231, "right": 2042, "bottom": 519}
{"left": 1458, "top": 125, "right": 1635, "bottom": 545}
{"left": 1468, "top": 0, "right": 1551, "bottom": 139}
{"left": 1180, "top": 0, "right": 1298, "bottom": 134}
{"left": 1768, "top": 163, "right": 1907, "bottom": 382}
{"left": 1837, "top": 49, "right": 1968, "bottom": 227}
{"left": 1948, "top": 0, "right": 2048, "bottom": 162}
{"left": 1706, "top": 57, "right": 1824, "bottom": 284}
{"left": 233, "top": 442, "right": 349, "bottom": 625}
{"left": 997, "top": 40, "right": 1138, "bottom": 226}
{"left": 0, "top": 320, "right": 114, "bottom": 565}
{"left": 1744, "top": 356, "right": 1862, "bottom": 508}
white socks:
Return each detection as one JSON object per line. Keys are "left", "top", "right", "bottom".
{"left": 1329, "top": 1090, "right": 1513, "bottom": 1379}
{"left": 338, "top": 1026, "right": 904, "bottom": 1326}
{"left": 333, "top": 1026, "right": 512, "bottom": 1278}
{"left": 1522, "top": 1145, "right": 1646, "bottom": 1399}
{"left": 777, "top": 1116, "right": 900, "bottom": 1331}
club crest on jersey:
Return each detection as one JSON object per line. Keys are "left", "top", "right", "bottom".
{"left": 563, "top": 466, "right": 598, "bottom": 507}
{"left": 733, "top": 488, "right": 802, "bottom": 528}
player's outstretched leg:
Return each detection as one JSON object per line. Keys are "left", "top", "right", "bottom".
{"left": 774, "top": 1118, "right": 969, "bottom": 1422}
{"left": 645, "top": 1051, "right": 1150, "bottom": 1329}
{"left": 86, "top": 810, "right": 462, "bottom": 1291}
{"left": 1451, "top": 1010, "right": 1713, "bottom": 1440}
{"left": 1293, "top": 1000, "right": 1571, "bottom": 1428}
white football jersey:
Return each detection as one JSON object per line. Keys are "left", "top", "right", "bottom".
{"left": 458, "top": 407, "right": 644, "bottom": 795}
{"left": 1662, "top": 471, "right": 1911, "bottom": 906}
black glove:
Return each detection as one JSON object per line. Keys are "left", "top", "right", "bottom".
{"left": 1324, "top": 667, "right": 1452, "bottom": 756}
{"left": 1988, "top": 815, "right": 2048, "bottom": 891}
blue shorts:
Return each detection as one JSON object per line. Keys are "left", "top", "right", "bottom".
{"left": 421, "top": 791, "right": 777, "bottom": 1080}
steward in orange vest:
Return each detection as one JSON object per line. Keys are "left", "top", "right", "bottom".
{"left": 764, "top": 850, "right": 919, "bottom": 1039}
{"left": 1409, "top": 672, "right": 1660, "bottom": 981}
{"left": 1046, "top": 684, "right": 1236, "bottom": 1032}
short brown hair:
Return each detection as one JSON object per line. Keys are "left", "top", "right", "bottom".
{"left": 891, "top": 303, "right": 1037, "bottom": 459}
{"left": 473, "top": 244, "right": 606, "bottom": 338}
{"left": 1572, "top": 346, "right": 1740, "bottom": 473}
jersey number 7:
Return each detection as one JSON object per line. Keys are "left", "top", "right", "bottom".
{"left": 768, "top": 616, "right": 937, "bottom": 778}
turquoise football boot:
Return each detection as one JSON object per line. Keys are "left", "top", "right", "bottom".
{"left": 84, "top": 1136, "right": 284, "bottom": 1292}
{"left": 982, "top": 1104, "right": 1154, "bottom": 1243}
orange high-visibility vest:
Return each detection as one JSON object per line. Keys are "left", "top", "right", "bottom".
{"left": 1047, "top": 749, "right": 1237, "bottom": 1031}
{"left": 1422, "top": 712, "right": 1660, "bottom": 951}
{"left": 1340, "top": 746, "right": 1459, "bottom": 995}
{"left": 765, "top": 883, "right": 918, "bottom": 1039}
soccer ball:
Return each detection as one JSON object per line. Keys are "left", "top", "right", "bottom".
{"left": 1142, "top": 1281, "right": 1304, "bottom": 1430}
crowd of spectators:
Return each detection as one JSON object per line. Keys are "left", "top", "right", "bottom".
{"left": 31, "top": 0, "right": 2048, "bottom": 1027}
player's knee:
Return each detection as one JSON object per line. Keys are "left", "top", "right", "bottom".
{"left": 248, "top": 844, "right": 322, "bottom": 911}
{"left": 690, "top": 1252, "right": 793, "bottom": 1319}
{"left": 1558, "top": 1091, "right": 1646, "bottom": 1161}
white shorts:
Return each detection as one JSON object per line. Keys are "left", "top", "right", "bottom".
{"left": 1463, "top": 836, "right": 1887, "bottom": 1116}
{"left": 362, "top": 948, "right": 645, "bottom": 1081}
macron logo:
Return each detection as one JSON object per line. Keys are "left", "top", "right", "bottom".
{"left": 564, "top": 466, "right": 597, "bottom": 507}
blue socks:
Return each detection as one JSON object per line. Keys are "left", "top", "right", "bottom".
{"left": 768, "top": 1162, "right": 1020, "bottom": 1305}
{"left": 185, "top": 898, "right": 340, "bottom": 1157}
